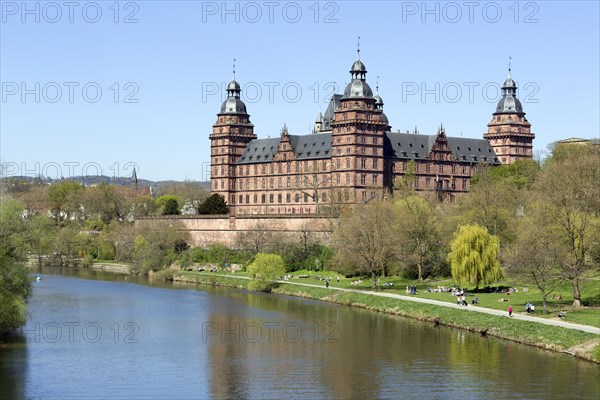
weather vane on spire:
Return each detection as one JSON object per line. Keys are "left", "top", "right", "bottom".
{"left": 508, "top": 56, "right": 512, "bottom": 75}
{"left": 376, "top": 75, "right": 379, "bottom": 94}
{"left": 233, "top": 58, "right": 236, "bottom": 80}
{"left": 357, "top": 36, "right": 361, "bottom": 59}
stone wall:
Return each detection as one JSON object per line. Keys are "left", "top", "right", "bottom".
{"left": 136, "top": 215, "right": 334, "bottom": 248}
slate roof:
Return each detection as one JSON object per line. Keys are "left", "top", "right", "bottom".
{"left": 237, "top": 134, "right": 332, "bottom": 164}
{"left": 384, "top": 132, "right": 500, "bottom": 164}
{"left": 321, "top": 95, "right": 342, "bottom": 131}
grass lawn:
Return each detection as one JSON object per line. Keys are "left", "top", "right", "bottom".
{"left": 179, "top": 267, "right": 600, "bottom": 328}
{"left": 286, "top": 269, "right": 600, "bottom": 328}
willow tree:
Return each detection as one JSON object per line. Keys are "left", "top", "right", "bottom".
{"left": 246, "top": 253, "right": 286, "bottom": 292}
{"left": 447, "top": 224, "right": 502, "bottom": 289}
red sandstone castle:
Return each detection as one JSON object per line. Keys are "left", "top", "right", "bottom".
{"left": 210, "top": 52, "right": 534, "bottom": 215}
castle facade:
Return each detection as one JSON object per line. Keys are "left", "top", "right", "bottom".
{"left": 209, "top": 53, "right": 534, "bottom": 215}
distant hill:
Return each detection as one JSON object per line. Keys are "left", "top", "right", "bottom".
{"left": 4, "top": 175, "right": 210, "bottom": 190}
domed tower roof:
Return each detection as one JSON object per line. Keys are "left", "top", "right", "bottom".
{"left": 227, "top": 79, "right": 241, "bottom": 93}
{"left": 220, "top": 60, "right": 248, "bottom": 115}
{"left": 350, "top": 59, "right": 367, "bottom": 75}
{"left": 495, "top": 68, "right": 523, "bottom": 114}
{"left": 341, "top": 42, "right": 373, "bottom": 100}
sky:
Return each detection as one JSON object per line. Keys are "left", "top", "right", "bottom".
{"left": 1, "top": 1, "right": 599, "bottom": 182}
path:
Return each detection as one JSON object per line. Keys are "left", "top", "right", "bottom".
{"left": 204, "top": 273, "right": 600, "bottom": 335}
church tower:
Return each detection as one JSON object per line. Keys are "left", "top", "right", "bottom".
{"left": 330, "top": 41, "right": 391, "bottom": 203}
{"left": 209, "top": 62, "right": 256, "bottom": 213}
{"left": 484, "top": 65, "right": 534, "bottom": 163}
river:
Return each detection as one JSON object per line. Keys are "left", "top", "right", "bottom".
{"left": 1, "top": 268, "right": 598, "bottom": 399}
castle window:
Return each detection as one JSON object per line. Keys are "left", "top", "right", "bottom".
{"left": 336, "top": 174, "right": 341, "bottom": 184}
{"left": 286, "top": 177, "right": 290, "bottom": 187}
{"left": 361, "top": 147, "right": 366, "bottom": 154}
{"left": 239, "top": 195, "right": 243, "bottom": 204}
{"left": 373, "top": 148, "right": 377, "bottom": 155}
{"left": 452, "top": 164, "right": 456, "bottom": 174}
{"left": 426, "top": 164, "right": 431, "bottom": 173}
{"left": 462, "top": 165, "right": 467, "bottom": 174}
{"left": 254, "top": 194, "right": 258, "bottom": 203}
{"left": 278, "top": 164, "right": 282, "bottom": 173}
{"left": 287, "top": 163, "right": 291, "bottom": 173}
{"left": 426, "top": 177, "right": 431, "bottom": 187}
{"left": 346, "top": 147, "right": 350, "bottom": 154}
{"left": 321, "top": 192, "right": 326, "bottom": 202}
{"left": 372, "top": 174, "right": 377, "bottom": 183}
{"left": 373, "top": 159, "right": 378, "bottom": 169}
{"left": 439, "top": 164, "right": 443, "bottom": 173}
{"left": 373, "top": 137, "right": 377, "bottom": 144}
{"left": 278, "top": 194, "right": 282, "bottom": 203}
{"left": 346, "top": 137, "right": 351, "bottom": 143}
{"left": 346, "top": 159, "right": 350, "bottom": 168}
{"left": 246, "top": 180, "right": 250, "bottom": 189}
{"left": 270, "top": 178, "right": 274, "bottom": 188}
{"left": 270, "top": 165, "right": 274, "bottom": 174}
{"left": 361, "top": 158, "right": 366, "bottom": 168}
{"left": 278, "top": 178, "right": 282, "bottom": 188}
{"left": 246, "top": 195, "right": 250, "bottom": 203}
{"left": 362, "top": 191, "right": 367, "bottom": 200}
{"left": 295, "top": 193, "right": 300, "bottom": 202}
{"left": 415, "top": 163, "right": 419, "bottom": 172}
{"left": 346, "top": 174, "right": 350, "bottom": 184}
{"left": 262, "top": 178, "right": 266, "bottom": 189}
{"left": 286, "top": 193, "right": 291, "bottom": 203}
{"left": 360, "top": 174, "right": 366, "bottom": 185}
{"left": 322, "top": 160, "right": 326, "bottom": 170}
{"left": 269, "top": 194, "right": 274, "bottom": 203}
{"left": 337, "top": 148, "right": 342, "bottom": 155}
{"left": 304, "top": 193, "right": 309, "bottom": 202}
{"left": 262, "top": 194, "right": 266, "bottom": 203}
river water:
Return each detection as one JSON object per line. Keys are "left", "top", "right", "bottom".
{"left": 1, "top": 268, "right": 598, "bottom": 399}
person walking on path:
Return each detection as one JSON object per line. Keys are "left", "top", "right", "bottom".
{"left": 508, "top": 305, "right": 513, "bottom": 317}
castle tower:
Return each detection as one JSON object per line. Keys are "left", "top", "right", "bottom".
{"left": 484, "top": 65, "right": 534, "bottom": 163}
{"left": 330, "top": 42, "right": 391, "bottom": 203}
{"left": 209, "top": 62, "right": 256, "bottom": 213}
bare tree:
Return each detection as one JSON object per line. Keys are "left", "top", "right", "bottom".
{"left": 333, "top": 200, "right": 402, "bottom": 289}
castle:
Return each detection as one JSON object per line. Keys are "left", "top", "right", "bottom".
{"left": 209, "top": 51, "right": 534, "bottom": 215}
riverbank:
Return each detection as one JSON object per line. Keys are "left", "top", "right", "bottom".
{"left": 173, "top": 272, "right": 600, "bottom": 363}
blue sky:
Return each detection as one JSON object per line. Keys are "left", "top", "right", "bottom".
{"left": 1, "top": 1, "right": 599, "bottom": 181}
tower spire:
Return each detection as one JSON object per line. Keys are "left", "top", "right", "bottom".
{"left": 508, "top": 56, "right": 511, "bottom": 77}
{"left": 233, "top": 58, "right": 236, "bottom": 80}
{"left": 376, "top": 75, "right": 379, "bottom": 95}
{"left": 357, "top": 36, "right": 361, "bottom": 60}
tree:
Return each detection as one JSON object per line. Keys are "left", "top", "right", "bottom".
{"left": 333, "top": 200, "right": 401, "bottom": 289}
{"left": 47, "top": 180, "right": 84, "bottom": 223}
{"left": 162, "top": 198, "right": 180, "bottom": 215}
{"left": 158, "top": 181, "right": 209, "bottom": 215}
{"left": 235, "top": 221, "right": 274, "bottom": 256}
{"left": 395, "top": 195, "right": 442, "bottom": 280}
{"left": 197, "top": 194, "right": 228, "bottom": 215}
{"left": 0, "top": 198, "right": 32, "bottom": 338}
{"left": 535, "top": 144, "right": 600, "bottom": 307}
{"left": 453, "top": 165, "right": 516, "bottom": 244}
{"left": 447, "top": 224, "right": 502, "bottom": 289}
{"left": 246, "top": 253, "right": 286, "bottom": 291}
{"left": 505, "top": 205, "right": 563, "bottom": 313}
